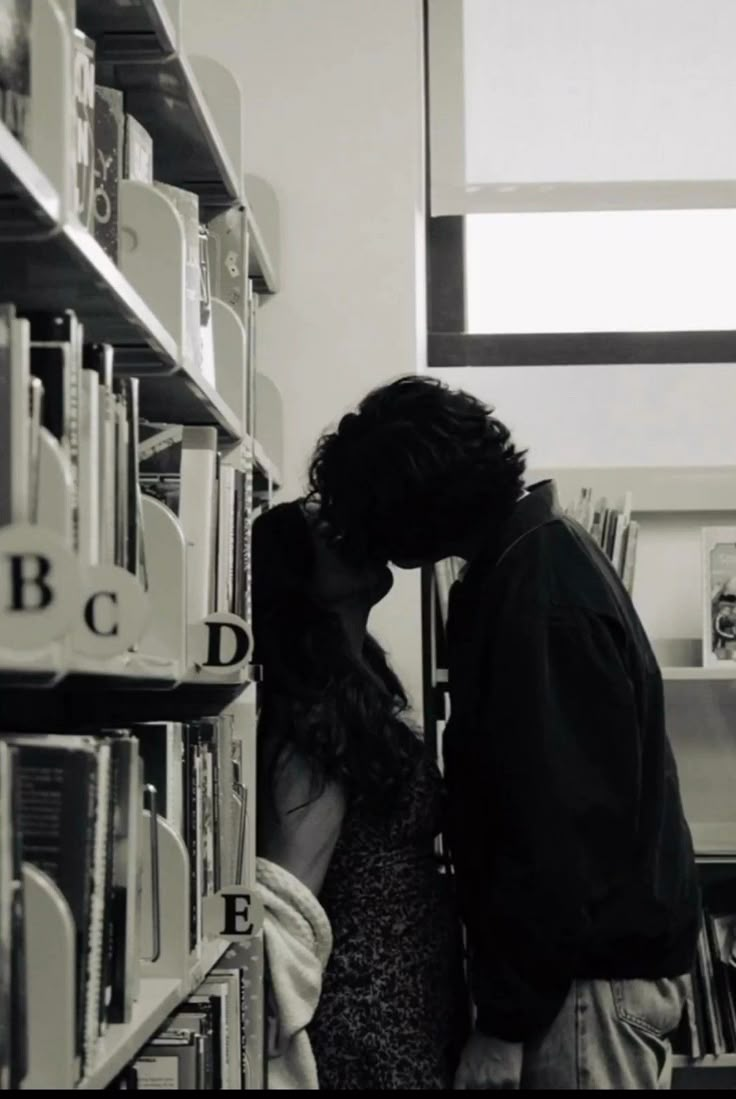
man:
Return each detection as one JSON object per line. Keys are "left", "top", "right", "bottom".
{"left": 308, "top": 376, "right": 700, "bottom": 1090}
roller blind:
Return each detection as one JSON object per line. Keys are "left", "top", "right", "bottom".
{"left": 428, "top": 0, "right": 736, "bottom": 216}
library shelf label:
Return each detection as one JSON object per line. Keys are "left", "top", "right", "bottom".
{"left": 0, "top": 523, "right": 80, "bottom": 647}
{"left": 187, "top": 612, "right": 252, "bottom": 675}
{"left": 203, "top": 887, "right": 263, "bottom": 943}
{"left": 71, "top": 564, "right": 151, "bottom": 658}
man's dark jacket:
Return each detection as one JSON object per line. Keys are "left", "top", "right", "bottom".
{"left": 443, "top": 480, "right": 700, "bottom": 1042}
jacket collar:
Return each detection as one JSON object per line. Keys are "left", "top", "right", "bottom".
{"left": 461, "top": 480, "right": 562, "bottom": 581}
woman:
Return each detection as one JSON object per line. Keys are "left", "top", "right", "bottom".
{"left": 253, "top": 499, "right": 468, "bottom": 1090}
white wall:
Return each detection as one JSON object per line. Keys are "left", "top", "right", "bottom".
{"left": 183, "top": 0, "right": 427, "bottom": 713}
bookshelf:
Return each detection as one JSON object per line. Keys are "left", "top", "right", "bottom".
{"left": 0, "top": 0, "right": 279, "bottom": 1090}
{"left": 422, "top": 464, "right": 736, "bottom": 1084}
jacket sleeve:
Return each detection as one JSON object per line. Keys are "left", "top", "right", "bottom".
{"left": 464, "top": 607, "right": 642, "bottom": 1042}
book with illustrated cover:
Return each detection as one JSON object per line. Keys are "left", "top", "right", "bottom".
{"left": 0, "top": 0, "right": 30, "bottom": 148}
{"left": 73, "top": 31, "right": 96, "bottom": 231}
{"left": 94, "top": 86, "right": 124, "bottom": 262}
{"left": 124, "top": 113, "right": 153, "bottom": 183}
{"left": 703, "top": 527, "right": 736, "bottom": 668}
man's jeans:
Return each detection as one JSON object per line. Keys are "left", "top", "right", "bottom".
{"left": 520, "top": 977, "right": 688, "bottom": 1089}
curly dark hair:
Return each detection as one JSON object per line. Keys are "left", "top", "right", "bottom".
{"left": 252, "top": 500, "right": 418, "bottom": 812}
{"left": 308, "top": 375, "right": 527, "bottom": 565}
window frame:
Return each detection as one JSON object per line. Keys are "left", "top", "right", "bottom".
{"left": 426, "top": 213, "right": 736, "bottom": 368}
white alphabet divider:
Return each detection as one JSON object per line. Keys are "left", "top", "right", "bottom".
{"left": 22, "top": 863, "right": 77, "bottom": 1091}
{"left": 119, "top": 180, "right": 187, "bottom": 362}
{"left": 244, "top": 174, "right": 280, "bottom": 293}
{"left": 0, "top": 523, "right": 80, "bottom": 685}
{"left": 189, "top": 55, "right": 245, "bottom": 193}
{"left": 185, "top": 612, "right": 253, "bottom": 686}
{"left": 213, "top": 298, "right": 247, "bottom": 430}
{"left": 69, "top": 496, "right": 185, "bottom": 683}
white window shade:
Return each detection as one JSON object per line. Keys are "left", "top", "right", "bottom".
{"left": 429, "top": 0, "right": 736, "bottom": 215}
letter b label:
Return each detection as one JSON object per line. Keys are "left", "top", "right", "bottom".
{"left": 0, "top": 525, "right": 80, "bottom": 649}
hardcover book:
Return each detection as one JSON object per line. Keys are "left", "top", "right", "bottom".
{"left": 94, "top": 86, "right": 124, "bottom": 262}
{"left": 73, "top": 31, "right": 96, "bottom": 231}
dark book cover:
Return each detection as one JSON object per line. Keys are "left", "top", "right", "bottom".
{"left": 73, "top": 31, "right": 96, "bottom": 231}
{"left": 94, "top": 86, "right": 124, "bottom": 263}
{"left": 0, "top": 0, "right": 31, "bottom": 148}
{"left": 12, "top": 741, "right": 98, "bottom": 1068}
{"left": 113, "top": 377, "right": 141, "bottom": 576}
{"left": 98, "top": 740, "right": 119, "bottom": 1034}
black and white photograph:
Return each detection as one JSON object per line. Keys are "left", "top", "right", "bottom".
{"left": 0, "top": 0, "right": 735, "bottom": 1091}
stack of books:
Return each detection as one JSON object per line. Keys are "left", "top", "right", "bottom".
{"left": 565, "top": 487, "right": 639, "bottom": 595}
{"left": 677, "top": 894, "right": 736, "bottom": 1060}
{"left": 0, "top": 719, "right": 250, "bottom": 1087}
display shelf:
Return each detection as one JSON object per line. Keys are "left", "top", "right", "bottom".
{"left": 673, "top": 1053, "right": 736, "bottom": 1069}
{"left": 136, "top": 370, "right": 243, "bottom": 445}
{"left": 0, "top": 122, "right": 60, "bottom": 236}
{"left": 77, "top": 0, "right": 179, "bottom": 57}
{"left": 529, "top": 466, "right": 736, "bottom": 514}
{"left": 96, "top": 50, "right": 241, "bottom": 216}
{"left": 0, "top": 220, "right": 179, "bottom": 370}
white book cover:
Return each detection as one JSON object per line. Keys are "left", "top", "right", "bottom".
{"left": 209, "top": 971, "right": 243, "bottom": 1089}
{"left": 216, "top": 466, "right": 236, "bottom": 614}
{"left": 78, "top": 369, "right": 100, "bottom": 567}
{"left": 166, "top": 723, "right": 184, "bottom": 838}
{"left": 702, "top": 527, "right": 736, "bottom": 669}
{"left": 180, "top": 426, "right": 218, "bottom": 623}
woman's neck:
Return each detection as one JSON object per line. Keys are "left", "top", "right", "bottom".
{"left": 335, "top": 599, "right": 370, "bottom": 658}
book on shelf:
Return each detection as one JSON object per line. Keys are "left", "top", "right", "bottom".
{"left": 673, "top": 884, "right": 736, "bottom": 1060}
{"left": 702, "top": 527, "right": 736, "bottom": 669}
{"left": 73, "top": 30, "right": 96, "bottom": 232}
{"left": 94, "top": 85, "right": 124, "bottom": 263}
{"left": 208, "top": 207, "right": 251, "bottom": 326}
{"left": 0, "top": 304, "right": 31, "bottom": 528}
{"left": 123, "top": 112, "right": 153, "bottom": 184}
{"left": 139, "top": 423, "right": 251, "bottom": 622}
{"left": 564, "top": 485, "right": 639, "bottom": 596}
{"left": 2, "top": 716, "right": 254, "bottom": 1088}
{"left": 0, "top": 0, "right": 31, "bottom": 149}
{"left": 199, "top": 225, "right": 216, "bottom": 386}
{"left": 0, "top": 740, "right": 26, "bottom": 1092}
{"left": 154, "top": 183, "right": 202, "bottom": 377}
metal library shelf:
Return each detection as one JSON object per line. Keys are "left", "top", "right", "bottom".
{"left": 80, "top": 0, "right": 240, "bottom": 215}
{"left": 0, "top": 121, "right": 60, "bottom": 235}
{"left": 75, "top": 941, "right": 230, "bottom": 1092}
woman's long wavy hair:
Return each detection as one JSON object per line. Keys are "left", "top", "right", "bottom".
{"left": 252, "top": 500, "right": 417, "bottom": 811}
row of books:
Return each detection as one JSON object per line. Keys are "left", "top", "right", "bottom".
{"left": 0, "top": 719, "right": 250, "bottom": 1086}
{"left": 565, "top": 487, "right": 639, "bottom": 595}
{"left": 676, "top": 890, "right": 736, "bottom": 1059}
{"left": 109, "top": 958, "right": 258, "bottom": 1091}
{"left": 0, "top": 2, "right": 258, "bottom": 390}
{"left": 0, "top": 303, "right": 253, "bottom": 624}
